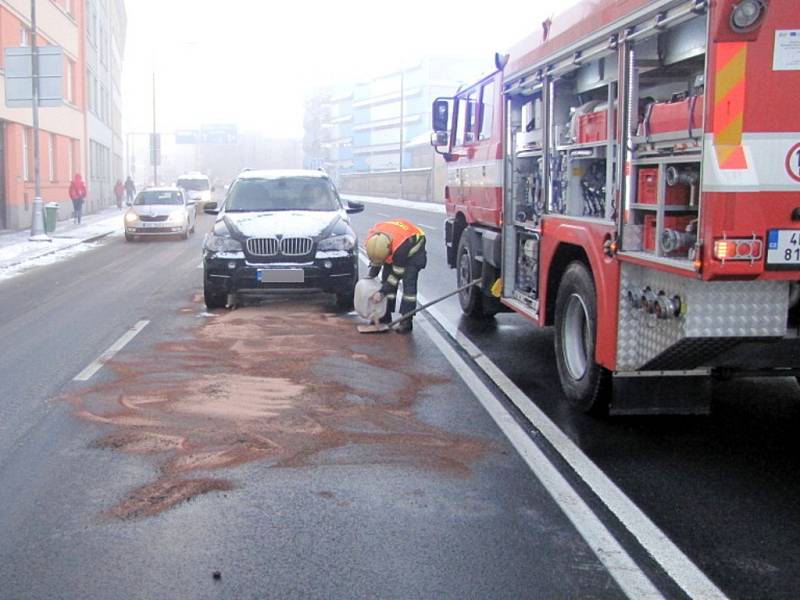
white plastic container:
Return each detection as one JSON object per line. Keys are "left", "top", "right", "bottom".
{"left": 354, "top": 278, "right": 387, "bottom": 321}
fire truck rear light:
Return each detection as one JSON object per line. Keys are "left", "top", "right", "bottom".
{"left": 713, "top": 238, "right": 763, "bottom": 261}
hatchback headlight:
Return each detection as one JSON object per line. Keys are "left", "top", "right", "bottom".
{"left": 168, "top": 210, "right": 185, "bottom": 223}
{"left": 205, "top": 234, "right": 243, "bottom": 253}
{"left": 124, "top": 212, "right": 139, "bottom": 224}
{"left": 318, "top": 233, "right": 356, "bottom": 252}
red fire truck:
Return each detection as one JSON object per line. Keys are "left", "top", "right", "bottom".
{"left": 431, "top": 0, "right": 800, "bottom": 414}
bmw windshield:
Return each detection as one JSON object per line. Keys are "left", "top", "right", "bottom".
{"left": 225, "top": 178, "right": 340, "bottom": 212}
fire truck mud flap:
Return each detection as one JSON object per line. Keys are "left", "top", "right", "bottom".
{"left": 610, "top": 370, "right": 712, "bottom": 416}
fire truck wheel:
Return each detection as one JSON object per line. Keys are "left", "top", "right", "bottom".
{"left": 456, "top": 233, "right": 496, "bottom": 319}
{"left": 554, "top": 261, "right": 609, "bottom": 413}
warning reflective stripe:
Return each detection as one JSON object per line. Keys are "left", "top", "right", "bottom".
{"left": 713, "top": 42, "right": 748, "bottom": 170}
{"left": 386, "top": 294, "right": 396, "bottom": 300}
{"left": 387, "top": 275, "right": 399, "bottom": 286}
{"left": 408, "top": 238, "right": 425, "bottom": 257}
{"left": 392, "top": 266, "right": 406, "bottom": 275}
{"left": 403, "top": 294, "right": 417, "bottom": 302}
{"left": 703, "top": 133, "right": 800, "bottom": 192}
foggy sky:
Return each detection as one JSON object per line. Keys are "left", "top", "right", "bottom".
{"left": 122, "top": 0, "right": 575, "bottom": 139}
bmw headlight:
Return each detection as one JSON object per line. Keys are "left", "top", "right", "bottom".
{"left": 204, "top": 234, "right": 243, "bottom": 253}
{"left": 124, "top": 212, "right": 139, "bottom": 224}
{"left": 318, "top": 233, "right": 356, "bottom": 252}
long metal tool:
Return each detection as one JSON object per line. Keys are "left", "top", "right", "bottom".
{"left": 357, "top": 279, "right": 482, "bottom": 334}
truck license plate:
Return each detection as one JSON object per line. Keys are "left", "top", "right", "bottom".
{"left": 766, "top": 230, "right": 800, "bottom": 268}
{"left": 257, "top": 269, "right": 304, "bottom": 283}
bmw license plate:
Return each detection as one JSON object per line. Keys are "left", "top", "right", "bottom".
{"left": 257, "top": 269, "right": 304, "bottom": 283}
{"left": 766, "top": 230, "right": 800, "bottom": 269}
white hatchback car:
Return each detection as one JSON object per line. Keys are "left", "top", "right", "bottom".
{"left": 124, "top": 187, "right": 197, "bottom": 241}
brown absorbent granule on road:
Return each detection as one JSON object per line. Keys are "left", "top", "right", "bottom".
{"left": 66, "top": 299, "right": 488, "bottom": 520}
{"left": 109, "top": 479, "right": 234, "bottom": 520}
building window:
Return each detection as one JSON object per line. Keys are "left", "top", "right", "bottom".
{"left": 66, "top": 59, "right": 75, "bottom": 104}
{"left": 22, "top": 129, "right": 30, "bottom": 181}
{"left": 48, "top": 134, "right": 56, "bottom": 182}
{"left": 68, "top": 139, "right": 74, "bottom": 178}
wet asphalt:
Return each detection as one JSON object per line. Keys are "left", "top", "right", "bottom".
{"left": 0, "top": 204, "right": 796, "bottom": 599}
{"left": 348, "top": 201, "right": 800, "bottom": 600}
{"left": 0, "top": 213, "right": 631, "bottom": 599}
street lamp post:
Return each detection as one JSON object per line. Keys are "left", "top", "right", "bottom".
{"left": 29, "top": 0, "right": 50, "bottom": 242}
{"left": 398, "top": 70, "right": 404, "bottom": 201}
{"left": 152, "top": 70, "right": 158, "bottom": 186}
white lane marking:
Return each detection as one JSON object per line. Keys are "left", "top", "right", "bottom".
{"left": 423, "top": 300, "right": 728, "bottom": 600}
{"left": 415, "top": 313, "right": 664, "bottom": 600}
{"left": 74, "top": 320, "right": 150, "bottom": 382}
{"left": 417, "top": 223, "right": 436, "bottom": 231}
{"left": 376, "top": 212, "right": 393, "bottom": 218}
{"left": 356, "top": 252, "right": 727, "bottom": 600}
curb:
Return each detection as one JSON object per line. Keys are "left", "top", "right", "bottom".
{"left": 0, "top": 229, "right": 115, "bottom": 271}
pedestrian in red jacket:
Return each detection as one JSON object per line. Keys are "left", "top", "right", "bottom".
{"left": 69, "top": 173, "right": 87, "bottom": 224}
{"left": 114, "top": 179, "right": 124, "bottom": 209}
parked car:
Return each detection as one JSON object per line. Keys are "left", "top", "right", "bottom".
{"left": 124, "top": 187, "right": 197, "bottom": 241}
{"left": 202, "top": 169, "right": 364, "bottom": 309}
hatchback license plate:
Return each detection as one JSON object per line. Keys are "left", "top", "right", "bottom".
{"left": 257, "top": 269, "right": 304, "bottom": 283}
{"left": 766, "top": 230, "right": 800, "bottom": 269}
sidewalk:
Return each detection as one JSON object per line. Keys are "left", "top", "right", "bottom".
{"left": 0, "top": 208, "right": 123, "bottom": 273}
{"left": 342, "top": 194, "right": 446, "bottom": 215}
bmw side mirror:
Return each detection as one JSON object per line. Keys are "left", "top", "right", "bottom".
{"left": 346, "top": 201, "right": 364, "bottom": 214}
{"left": 204, "top": 201, "right": 219, "bottom": 214}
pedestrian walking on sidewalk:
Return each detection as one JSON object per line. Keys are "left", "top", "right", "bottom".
{"left": 114, "top": 179, "right": 125, "bottom": 209}
{"left": 365, "top": 219, "right": 427, "bottom": 333}
{"left": 69, "top": 173, "right": 87, "bottom": 224}
{"left": 125, "top": 176, "right": 136, "bottom": 205}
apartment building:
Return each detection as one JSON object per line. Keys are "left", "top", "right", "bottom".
{"left": 303, "top": 58, "right": 482, "bottom": 201}
{"left": 84, "top": 0, "right": 125, "bottom": 212}
{"left": 0, "top": 0, "right": 84, "bottom": 229}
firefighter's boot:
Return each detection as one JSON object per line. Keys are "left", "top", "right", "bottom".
{"left": 395, "top": 318, "right": 413, "bottom": 334}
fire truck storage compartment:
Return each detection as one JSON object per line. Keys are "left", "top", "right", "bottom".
{"left": 620, "top": 7, "right": 707, "bottom": 261}
{"left": 637, "top": 167, "right": 691, "bottom": 206}
{"left": 639, "top": 95, "right": 704, "bottom": 138}
{"left": 643, "top": 214, "right": 695, "bottom": 254}
{"left": 550, "top": 61, "right": 615, "bottom": 220}
{"left": 512, "top": 154, "right": 544, "bottom": 223}
{"left": 515, "top": 232, "right": 539, "bottom": 298}
{"left": 516, "top": 96, "right": 544, "bottom": 153}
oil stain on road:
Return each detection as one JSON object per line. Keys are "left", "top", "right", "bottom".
{"left": 65, "top": 297, "right": 488, "bottom": 519}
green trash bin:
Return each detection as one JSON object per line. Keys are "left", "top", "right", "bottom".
{"left": 44, "top": 203, "right": 59, "bottom": 233}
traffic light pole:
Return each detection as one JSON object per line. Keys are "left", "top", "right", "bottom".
{"left": 29, "top": 0, "right": 50, "bottom": 242}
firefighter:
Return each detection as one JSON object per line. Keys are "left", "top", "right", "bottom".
{"left": 365, "top": 219, "right": 427, "bottom": 333}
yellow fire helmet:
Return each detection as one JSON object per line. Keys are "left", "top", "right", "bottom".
{"left": 365, "top": 232, "right": 392, "bottom": 265}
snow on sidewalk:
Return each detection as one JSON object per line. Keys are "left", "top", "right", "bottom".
{"left": 0, "top": 208, "right": 123, "bottom": 279}
{"left": 342, "top": 194, "right": 446, "bottom": 215}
